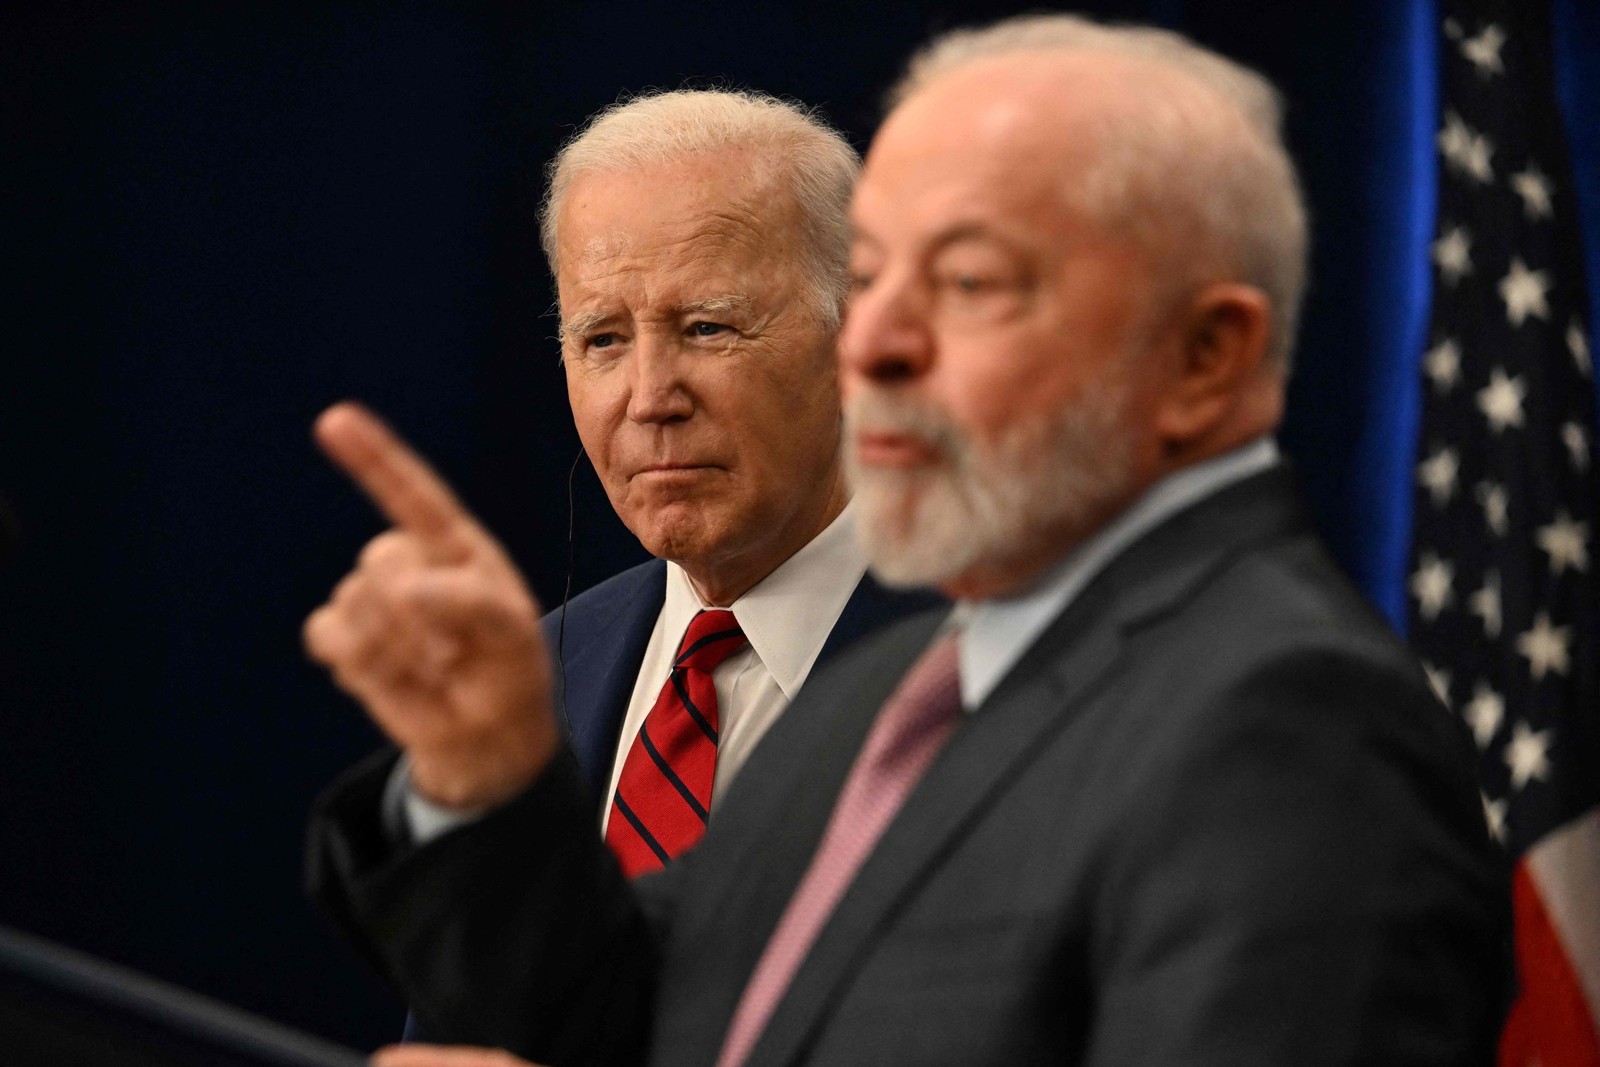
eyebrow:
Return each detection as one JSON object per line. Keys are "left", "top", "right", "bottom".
{"left": 560, "top": 310, "right": 610, "bottom": 341}
{"left": 928, "top": 220, "right": 986, "bottom": 240}
{"left": 929, "top": 222, "right": 1025, "bottom": 252}
{"left": 852, "top": 220, "right": 1022, "bottom": 256}
{"left": 676, "top": 294, "right": 753, "bottom": 318}
{"left": 560, "top": 293, "right": 756, "bottom": 342}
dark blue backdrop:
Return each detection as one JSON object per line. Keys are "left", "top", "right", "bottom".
{"left": 2, "top": 0, "right": 1596, "bottom": 1050}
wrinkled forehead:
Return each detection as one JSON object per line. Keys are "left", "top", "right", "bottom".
{"left": 554, "top": 161, "right": 813, "bottom": 326}
{"left": 565, "top": 199, "right": 778, "bottom": 272}
{"left": 562, "top": 152, "right": 799, "bottom": 257}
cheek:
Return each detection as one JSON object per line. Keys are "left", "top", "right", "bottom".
{"left": 957, "top": 327, "right": 1105, "bottom": 432}
{"left": 566, "top": 377, "right": 625, "bottom": 473}
{"left": 754, "top": 373, "right": 840, "bottom": 463}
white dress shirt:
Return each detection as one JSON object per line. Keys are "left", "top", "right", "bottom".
{"left": 957, "top": 438, "right": 1281, "bottom": 710}
{"left": 598, "top": 501, "right": 868, "bottom": 835}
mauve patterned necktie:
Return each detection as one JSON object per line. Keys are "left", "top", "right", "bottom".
{"left": 714, "top": 630, "right": 963, "bottom": 1067}
{"left": 605, "top": 609, "right": 748, "bottom": 878}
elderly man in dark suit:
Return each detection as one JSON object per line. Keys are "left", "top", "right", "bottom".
{"left": 307, "top": 15, "right": 1507, "bottom": 1067}
{"left": 307, "top": 88, "right": 935, "bottom": 874}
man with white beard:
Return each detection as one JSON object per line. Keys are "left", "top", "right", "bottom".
{"left": 308, "top": 14, "right": 1507, "bottom": 1067}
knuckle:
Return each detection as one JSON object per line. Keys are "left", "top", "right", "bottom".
{"left": 328, "top": 660, "right": 371, "bottom": 696}
{"left": 331, "top": 571, "right": 368, "bottom": 608}
{"left": 302, "top": 609, "right": 333, "bottom": 659}
{"left": 358, "top": 530, "right": 417, "bottom": 572}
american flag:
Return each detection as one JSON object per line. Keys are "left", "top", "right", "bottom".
{"left": 1406, "top": 0, "right": 1600, "bottom": 1062}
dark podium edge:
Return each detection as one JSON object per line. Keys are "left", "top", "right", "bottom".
{"left": 0, "top": 924, "right": 367, "bottom": 1066}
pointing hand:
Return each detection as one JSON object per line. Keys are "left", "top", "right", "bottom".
{"left": 304, "top": 403, "right": 557, "bottom": 811}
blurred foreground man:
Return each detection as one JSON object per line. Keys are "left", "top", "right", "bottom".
{"left": 309, "top": 16, "right": 1507, "bottom": 1067}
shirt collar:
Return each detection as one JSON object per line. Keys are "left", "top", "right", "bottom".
{"left": 958, "top": 437, "right": 1282, "bottom": 710}
{"left": 662, "top": 500, "right": 868, "bottom": 698}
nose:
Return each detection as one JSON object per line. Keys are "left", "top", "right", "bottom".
{"left": 839, "top": 271, "right": 932, "bottom": 387}
{"left": 625, "top": 334, "right": 694, "bottom": 424}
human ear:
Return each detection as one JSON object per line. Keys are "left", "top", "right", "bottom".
{"left": 1152, "top": 283, "right": 1274, "bottom": 445}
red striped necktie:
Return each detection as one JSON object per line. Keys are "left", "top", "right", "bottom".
{"left": 605, "top": 609, "right": 749, "bottom": 878}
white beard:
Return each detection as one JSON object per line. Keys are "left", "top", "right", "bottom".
{"left": 844, "top": 377, "right": 1135, "bottom": 591}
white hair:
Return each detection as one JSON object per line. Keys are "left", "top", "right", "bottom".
{"left": 539, "top": 88, "right": 859, "bottom": 328}
{"left": 892, "top": 15, "right": 1310, "bottom": 367}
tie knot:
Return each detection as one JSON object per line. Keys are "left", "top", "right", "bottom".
{"left": 675, "top": 609, "right": 749, "bottom": 673}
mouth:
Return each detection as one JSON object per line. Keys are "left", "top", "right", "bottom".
{"left": 853, "top": 432, "right": 940, "bottom": 470}
{"left": 633, "top": 463, "right": 721, "bottom": 479}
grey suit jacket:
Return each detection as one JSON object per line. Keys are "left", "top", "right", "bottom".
{"left": 308, "top": 467, "right": 1509, "bottom": 1065}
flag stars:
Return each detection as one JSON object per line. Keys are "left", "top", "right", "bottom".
{"left": 1476, "top": 368, "right": 1527, "bottom": 433}
{"left": 1469, "top": 569, "right": 1502, "bottom": 639}
{"left": 1422, "top": 662, "right": 1453, "bottom": 706}
{"left": 1463, "top": 681, "right": 1504, "bottom": 748}
{"left": 1411, "top": 552, "right": 1456, "bottom": 621}
{"left": 1481, "top": 793, "right": 1508, "bottom": 843}
{"left": 1536, "top": 511, "right": 1589, "bottom": 575}
{"left": 1571, "top": 319, "right": 1592, "bottom": 376}
{"left": 1438, "top": 112, "right": 1495, "bottom": 183}
{"left": 1477, "top": 481, "right": 1510, "bottom": 536}
{"left": 1431, "top": 228, "right": 1473, "bottom": 287}
{"left": 1424, "top": 337, "right": 1463, "bottom": 392}
{"left": 1562, "top": 422, "right": 1591, "bottom": 472}
{"left": 1504, "top": 722, "right": 1553, "bottom": 790}
{"left": 1417, "top": 446, "right": 1460, "bottom": 507}
{"left": 1499, "top": 257, "right": 1552, "bottom": 326}
{"left": 1516, "top": 612, "right": 1571, "bottom": 680}
{"left": 1459, "top": 22, "right": 1506, "bottom": 77}
{"left": 1510, "top": 164, "right": 1554, "bottom": 220}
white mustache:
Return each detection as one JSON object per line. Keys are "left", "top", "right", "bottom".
{"left": 844, "top": 390, "right": 968, "bottom": 460}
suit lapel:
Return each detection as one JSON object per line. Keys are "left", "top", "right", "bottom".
{"left": 687, "top": 609, "right": 953, "bottom": 930}
{"left": 552, "top": 560, "right": 666, "bottom": 802}
{"left": 746, "top": 601, "right": 1126, "bottom": 1067}
{"left": 815, "top": 573, "right": 945, "bottom": 668}
{"left": 744, "top": 467, "right": 1310, "bottom": 1067}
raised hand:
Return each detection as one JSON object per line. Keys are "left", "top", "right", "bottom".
{"left": 304, "top": 403, "right": 558, "bottom": 811}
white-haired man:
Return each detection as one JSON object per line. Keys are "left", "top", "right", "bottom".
{"left": 304, "top": 89, "right": 937, "bottom": 891}
{"left": 309, "top": 16, "right": 1507, "bottom": 1067}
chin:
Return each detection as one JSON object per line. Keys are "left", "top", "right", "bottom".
{"left": 630, "top": 506, "right": 730, "bottom": 567}
{"left": 851, "top": 475, "right": 981, "bottom": 589}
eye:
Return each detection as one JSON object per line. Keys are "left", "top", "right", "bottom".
{"left": 574, "top": 331, "right": 625, "bottom": 362}
{"left": 941, "top": 272, "right": 991, "bottom": 294}
{"left": 689, "top": 321, "right": 730, "bottom": 338}
{"left": 848, "top": 271, "right": 875, "bottom": 293}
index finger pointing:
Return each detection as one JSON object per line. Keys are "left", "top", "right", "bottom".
{"left": 315, "top": 402, "right": 476, "bottom": 553}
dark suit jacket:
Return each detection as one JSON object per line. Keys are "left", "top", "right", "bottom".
{"left": 544, "top": 558, "right": 943, "bottom": 806}
{"left": 310, "top": 468, "right": 1509, "bottom": 1066}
